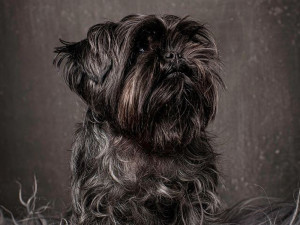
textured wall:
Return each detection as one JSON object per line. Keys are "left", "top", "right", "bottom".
{"left": 0, "top": 0, "right": 299, "bottom": 215}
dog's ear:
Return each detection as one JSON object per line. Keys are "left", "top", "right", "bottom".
{"left": 54, "top": 22, "right": 117, "bottom": 105}
{"left": 183, "top": 22, "right": 224, "bottom": 127}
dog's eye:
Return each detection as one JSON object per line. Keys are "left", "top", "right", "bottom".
{"left": 138, "top": 40, "right": 149, "bottom": 53}
{"left": 136, "top": 30, "right": 159, "bottom": 54}
{"left": 137, "top": 37, "right": 152, "bottom": 53}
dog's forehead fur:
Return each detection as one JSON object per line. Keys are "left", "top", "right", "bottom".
{"left": 106, "top": 15, "right": 216, "bottom": 57}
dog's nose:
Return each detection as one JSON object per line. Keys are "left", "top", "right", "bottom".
{"left": 164, "top": 51, "right": 182, "bottom": 61}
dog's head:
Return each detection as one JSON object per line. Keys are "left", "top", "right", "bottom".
{"left": 54, "top": 14, "right": 223, "bottom": 151}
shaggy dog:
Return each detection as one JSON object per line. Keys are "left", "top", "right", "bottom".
{"left": 54, "top": 14, "right": 222, "bottom": 225}
{"left": 52, "top": 14, "right": 299, "bottom": 225}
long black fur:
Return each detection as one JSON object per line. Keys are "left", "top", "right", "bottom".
{"left": 53, "top": 14, "right": 299, "bottom": 225}
{"left": 54, "top": 14, "right": 222, "bottom": 225}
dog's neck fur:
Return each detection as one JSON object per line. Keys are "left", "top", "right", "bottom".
{"left": 70, "top": 109, "right": 220, "bottom": 225}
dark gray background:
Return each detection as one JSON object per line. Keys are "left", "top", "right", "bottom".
{"left": 0, "top": 0, "right": 299, "bottom": 215}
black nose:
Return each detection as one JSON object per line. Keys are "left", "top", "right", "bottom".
{"left": 164, "top": 51, "right": 182, "bottom": 61}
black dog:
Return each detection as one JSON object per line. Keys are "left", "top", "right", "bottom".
{"left": 55, "top": 14, "right": 222, "bottom": 225}
{"left": 54, "top": 14, "right": 299, "bottom": 225}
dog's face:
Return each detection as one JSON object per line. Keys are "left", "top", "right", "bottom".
{"left": 55, "top": 15, "right": 222, "bottom": 151}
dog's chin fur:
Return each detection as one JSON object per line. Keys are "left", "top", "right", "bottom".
{"left": 54, "top": 14, "right": 223, "bottom": 224}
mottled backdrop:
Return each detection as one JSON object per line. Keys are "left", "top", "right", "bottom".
{"left": 0, "top": 0, "right": 299, "bottom": 215}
